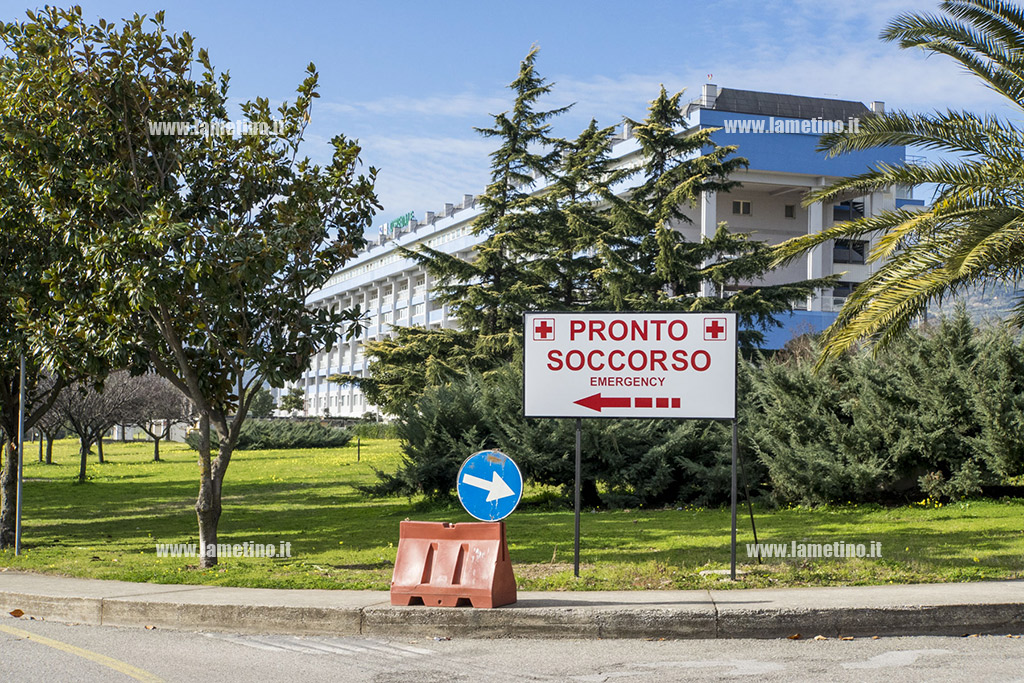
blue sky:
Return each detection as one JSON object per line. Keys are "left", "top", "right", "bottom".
{"left": 7, "top": 1, "right": 1013, "bottom": 223}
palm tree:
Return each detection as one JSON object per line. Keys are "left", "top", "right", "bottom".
{"left": 774, "top": 0, "right": 1024, "bottom": 361}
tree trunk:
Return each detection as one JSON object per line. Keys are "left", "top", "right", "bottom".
{"left": 121, "top": 425, "right": 127, "bottom": 442}
{"left": 37, "top": 435, "right": 42, "bottom": 462}
{"left": 195, "top": 414, "right": 222, "bottom": 568}
{"left": 78, "top": 439, "right": 90, "bottom": 483}
{"left": 97, "top": 436, "right": 104, "bottom": 464}
{"left": 153, "top": 435, "right": 161, "bottom": 462}
{"left": 45, "top": 436, "right": 53, "bottom": 465}
{"left": 581, "top": 478, "right": 601, "bottom": 508}
{"left": 0, "top": 439, "right": 16, "bottom": 548}
{"left": 197, "top": 482, "right": 222, "bottom": 568}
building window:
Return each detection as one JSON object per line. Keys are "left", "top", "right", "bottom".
{"left": 833, "top": 281, "right": 857, "bottom": 299}
{"left": 732, "top": 200, "right": 751, "bottom": 215}
{"left": 784, "top": 204, "right": 796, "bottom": 219}
{"left": 833, "top": 239, "right": 867, "bottom": 264}
{"left": 834, "top": 200, "right": 865, "bottom": 221}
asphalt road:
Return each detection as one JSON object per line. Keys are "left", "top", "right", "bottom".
{"left": 2, "top": 615, "right": 1023, "bottom": 682}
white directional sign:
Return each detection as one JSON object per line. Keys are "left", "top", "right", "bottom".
{"left": 461, "top": 471, "right": 515, "bottom": 502}
{"left": 523, "top": 312, "right": 737, "bottom": 419}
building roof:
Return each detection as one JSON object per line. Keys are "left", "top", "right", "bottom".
{"left": 693, "top": 87, "right": 871, "bottom": 120}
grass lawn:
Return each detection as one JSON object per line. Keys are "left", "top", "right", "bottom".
{"left": 0, "top": 438, "right": 1022, "bottom": 591}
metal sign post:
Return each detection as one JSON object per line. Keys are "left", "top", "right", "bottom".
{"left": 15, "top": 354, "right": 25, "bottom": 556}
{"left": 524, "top": 312, "right": 740, "bottom": 580}
{"left": 731, "top": 419, "right": 738, "bottom": 580}
{"left": 574, "top": 417, "right": 581, "bottom": 578}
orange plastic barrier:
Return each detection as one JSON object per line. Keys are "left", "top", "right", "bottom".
{"left": 390, "top": 520, "right": 517, "bottom": 608}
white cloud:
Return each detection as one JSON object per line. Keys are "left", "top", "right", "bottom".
{"left": 548, "top": 73, "right": 683, "bottom": 125}
{"left": 320, "top": 92, "right": 508, "bottom": 119}
{"left": 358, "top": 135, "right": 492, "bottom": 221}
{"left": 711, "top": 42, "right": 1009, "bottom": 115}
{"left": 785, "top": 0, "right": 940, "bottom": 24}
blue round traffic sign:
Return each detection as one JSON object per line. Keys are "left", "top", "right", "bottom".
{"left": 456, "top": 450, "right": 523, "bottom": 521}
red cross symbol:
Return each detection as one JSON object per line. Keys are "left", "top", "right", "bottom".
{"left": 533, "top": 318, "right": 555, "bottom": 341}
{"left": 704, "top": 317, "right": 727, "bottom": 341}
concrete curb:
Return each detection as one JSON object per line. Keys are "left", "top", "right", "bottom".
{"left": 1, "top": 573, "right": 1023, "bottom": 639}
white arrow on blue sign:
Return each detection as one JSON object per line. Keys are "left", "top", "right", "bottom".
{"left": 457, "top": 450, "right": 523, "bottom": 522}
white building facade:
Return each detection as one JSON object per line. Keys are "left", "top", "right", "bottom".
{"left": 289, "top": 85, "right": 919, "bottom": 418}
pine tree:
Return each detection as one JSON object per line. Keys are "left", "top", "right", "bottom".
{"left": 599, "top": 86, "right": 739, "bottom": 305}
{"left": 347, "top": 327, "right": 486, "bottom": 414}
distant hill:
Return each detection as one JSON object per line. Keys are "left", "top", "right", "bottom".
{"left": 927, "top": 282, "right": 1023, "bottom": 325}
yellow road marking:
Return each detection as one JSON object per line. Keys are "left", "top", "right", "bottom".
{"left": 0, "top": 622, "right": 164, "bottom": 682}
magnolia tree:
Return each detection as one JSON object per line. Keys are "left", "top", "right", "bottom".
{"left": 0, "top": 347, "right": 64, "bottom": 546}
{"left": 0, "top": 183, "right": 75, "bottom": 547}
{"left": 1, "top": 8, "right": 378, "bottom": 565}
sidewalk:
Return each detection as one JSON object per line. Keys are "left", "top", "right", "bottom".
{"left": 1, "top": 571, "right": 1022, "bottom": 639}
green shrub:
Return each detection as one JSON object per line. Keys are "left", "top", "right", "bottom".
{"left": 744, "top": 309, "right": 1024, "bottom": 505}
{"left": 185, "top": 419, "right": 351, "bottom": 451}
{"left": 349, "top": 421, "right": 399, "bottom": 439}
{"left": 360, "top": 374, "right": 493, "bottom": 500}
{"left": 741, "top": 342, "right": 894, "bottom": 505}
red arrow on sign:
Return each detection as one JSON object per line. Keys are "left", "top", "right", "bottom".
{"left": 574, "top": 393, "right": 632, "bottom": 412}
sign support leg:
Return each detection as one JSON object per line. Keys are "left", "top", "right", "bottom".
{"left": 730, "top": 418, "right": 737, "bottom": 580}
{"left": 574, "top": 417, "right": 581, "bottom": 578}
{"left": 738, "top": 443, "right": 761, "bottom": 563}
